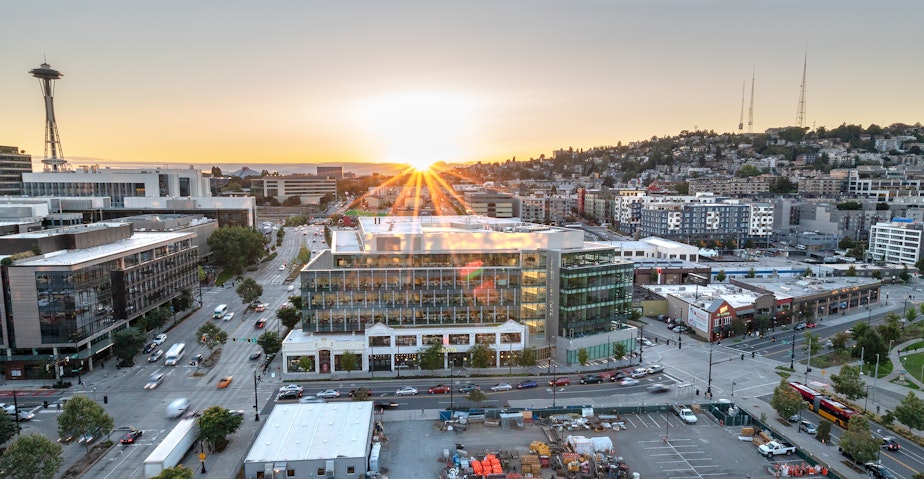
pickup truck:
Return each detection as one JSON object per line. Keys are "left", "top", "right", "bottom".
{"left": 672, "top": 405, "right": 698, "bottom": 424}
{"left": 758, "top": 440, "right": 796, "bottom": 457}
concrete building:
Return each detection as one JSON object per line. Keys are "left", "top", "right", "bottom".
{"left": 0, "top": 146, "right": 32, "bottom": 196}
{"left": 463, "top": 190, "right": 518, "bottom": 218}
{"left": 315, "top": 166, "right": 343, "bottom": 178}
{"left": 291, "top": 216, "right": 636, "bottom": 368}
{"left": 22, "top": 166, "right": 211, "bottom": 207}
{"left": 868, "top": 219, "right": 924, "bottom": 266}
{"left": 847, "top": 168, "right": 922, "bottom": 201}
{"left": 639, "top": 202, "right": 751, "bottom": 245}
{"left": 250, "top": 175, "right": 338, "bottom": 205}
{"left": 0, "top": 223, "right": 199, "bottom": 380}
{"left": 243, "top": 402, "right": 374, "bottom": 479}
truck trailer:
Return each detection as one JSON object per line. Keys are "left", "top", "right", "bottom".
{"left": 143, "top": 418, "right": 199, "bottom": 477}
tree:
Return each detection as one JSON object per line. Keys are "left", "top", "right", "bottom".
{"left": 815, "top": 420, "right": 831, "bottom": 444}
{"left": 57, "top": 395, "right": 114, "bottom": 453}
{"left": 288, "top": 295, "right": 304, "bottom": 311}
{"left": 152, "top": 466, "right": 195, "bottom": 479}
{"left": 467, "top": 343, "right": 495, "bottom": 369}
{"left": 613, "top": 343, "right": 627, "bottom": 361}
{"left": 339, "top": 350, "right": 358, "bottom": 373}
{"left": 803, "top": 332, "right": 821, "bottom": 356}
{"left": 197, "top": 406, "right": 244, "bottom": 452}
{"left": 207, "top": 226, "right": 266, "bottom": 275}
{"left": 893, "top": 391, "right": 924, "bottom": 430}
{"left": 196, "top": 322, "right": 228, "bottom": 351}
{"left": 257, "top": 331, "right": 282, "bottom": 356}
{"left": 830, "top": 331, "right": 850, "bottom": 352}
{"left": 112, "top": 327, "right": 147, "bottom": 366}
{"left": 276, "top": 307, "right": 300, "bottom": 331}
{"left": 0, "top": 413, "right": 15, "bottom": 444}
{"left": 577, "top": 348, "right": 589, "bottom": 366}
{"left": 715, "top": 270, "right": 726, "bottom": 282}
{"left": 0, "top": 433, "right": 63, "bottom": 479}
{"left": 235, "top": 278, "right": 263, "bottom": 306}
{"left": 418, "top": 342, "right": 444, "bottom": 371}
{"left": 140, "top": 306, "right": 172, "bottom": 332}
{"left": 851, "top": 324, "right": 887, "bottom": 364}
{"left": 770, "top": 379, "right": 802, "bottom": 420}
{"left": 466, "top": 389, "right": 487, "bottom": 405}
{"left": 846, "top": 265, "right": 857, "bottom": 277}
{"left": 877, "top": 315, "right": 902, "bottom": 345}
{"left": 830, "top": 365, "right": 867, "bottom": 400}
{"left": 173, "top": 288, "right": 194, "bottom": 312}
{"left": 905, "top": 307, "right": 919, "bottom": 325}
{"left": 838, "top": 415, "right": 879, "bottom": 464}
{"left": 516, "top": 347, "right": 538, "bottom": 368}
{"left": 298, "top": 356, "right": 314, "bottom": 376}
{"left": 731, "top": 317, "right": 748, "bottom": 337}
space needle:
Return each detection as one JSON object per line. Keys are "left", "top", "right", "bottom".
{"left": 29, "top": 62, "right": 69, "bottom": 172}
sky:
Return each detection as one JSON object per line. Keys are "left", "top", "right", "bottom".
{"left": 2, "top": 1, "right": 922, "bottom": 171}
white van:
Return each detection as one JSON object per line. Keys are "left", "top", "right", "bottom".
{"left": 164, "top": 343, "right": 186, "bottom": 366}
{"left": 213, "top": 304, "right": 228, "bottom": 319}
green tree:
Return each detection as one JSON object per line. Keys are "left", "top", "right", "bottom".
{"left": 298, "top": 356, "right": 314, "bottom": 375}
{"left": 173, "top": 288, "right": 194, "bottom": 313}
{"left": 905, "top": 307, "right": 919, "bottom": 325}
{"left": 288, "top": 295, "right": 304, "bottom": 311}
{"left": 877, "top": 315, "right": 902, "bottom": 345}
{"left": 830, "top": 365, "right": 867, "bottom": 400}
{"left": 715, "top": 270, "right": 726, "bottom": 282}
{"left": 899, "top": 265, "right": 911, "bottom": 283}
{"left": 0, "top": 433, "right": 63, "bottom": 479}
{"left": 196, "top": 322, "right": 228, "bottom": 351}
{"left": 56, "top": 395, "right": 114, "bottom": 453}
{"left": 467, "top": 343, "right": 495, "bottom": 369}
{"left": 207, "top": 226, "right": 267, "bottom": 275}
{"left": 838, "top": 415, "right": 878, "bottom": 464}
{"left": 152, "top": 466, "right": 195, "bottom": 479}
{"left": 577, "top": 348, "right": 589, "bottom": 366}
{"left": 139, "top": 306, "right": 172, "bottom": 332}
{"left": 112, "top": 327, "right": 147, "bottom": 366}
{"left": 770, "top": 379, "right": 802, "bottom": 420}
{"left": 516, "top": 347, "right": 538, "bottom": 368}
{"left": 893, "top": 391, "right": 924, "bottom": 430}
{"left": 276, "top": 307, "right": 300, "bottom": 331}
{"left": 830, "top": 331, "right": 850, "bottom": 352}
{"left": 731, "top": 317, "right": 748, "bottom": 337}
{"left": 418, "top": 341, "right": 444, "bottom": 371}
{"left": 257, "top": 331, "right": 282, "bottom": 356}
{"left": 871, "top": 270, "right": 882, "bottom": 280}
{"left": 235, "top": 278, "right": 263, "bottom": 306}
{"left": 846, "top": 265, "right": 857, "bottom": 277}
{"left": 197, "top": 406, "right": 244, "bottom": 452}
{"left": 339, "top": 351, "right": 358, "bottom": 373}
{"left": 466, "top": 389, "right": 487, "bottom": 405}
{"left": 803, "top": 332, "right": 821, "bottom": 356}
{"left": 815, "top": 420, "right": 831, "bottom": 444}
{"left": 613, "top": 343, "right": 627, "bottom": 361}
{"left": 0, "top": 413, "right": 15, "bottom": 444}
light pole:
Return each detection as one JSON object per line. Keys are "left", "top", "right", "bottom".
{"left": 706, "top": 341, "right": 714, "bottom": 398}
{"left": 253, "top": 370, "right": 260, "bottom": 421}
{"left": 550, "top": 358, "right": 557, "bottom": 408}
{"left": 731, "top": 381, "right": 736, "bottom": 397}
{"left": 449, "top": 357, "right": 454, "bottom": 412}
{"left": 789, "top": 327, "right": 797, "bottom": 370}
{"left": 199, "top": 440, "right": 207, "bottom": 473}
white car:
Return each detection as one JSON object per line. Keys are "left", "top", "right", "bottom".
{"left": 647, "top": 364, "right": 664, "bottom": 374}
{"left": 638, "top": 338, "right": 653, "bottom": 347}
{"left": 166, "top": 398, "right": 190, "bottom": 418}
{"left": 0, "top": 404, "right": 15, "bottom": 415}
{"left": 279, "top": 265, "right": 286, "bottom": 271}
{"left": 279, "top": 384, "right": 304, "bottom": 394}
{"left": 152, "top": 334, "right": 167, "bottom": 345}
{"left": 287, "top": 284, "right": 295, "bottom": 291}
{"left": 619, "top": 378, "right": 640, "bottom": 386}
{"left": 395, "top": 386, "right": 418, "bottom": 396}
{"left": 222, "top": 312, "right": 235, "bottom": 321}
{"left": 490, "top": 383, "right": 513, "bottom": 392}
{"left": 317, "top": 389, "right": 341, "bottom": 399}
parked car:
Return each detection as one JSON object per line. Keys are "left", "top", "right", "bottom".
{"left": 395, "top": 386, "right": 418, "bottom": 396}
{"left": 631, "top": 367, "right": 649, "bottom": 378}
{"left": 516, "top": 380, "right": 539, "bottom": 389}
{"left": 881, "top": 437, "right": 900, "bottom": 451}
{"left": 249, "top": 351, "right": 262, "bottom": 360}
{"left": 427, "top": 385, "right": 450, "bottom": 394}
{"left": 794, "top": 322, "right": 807, "bottom": 330}
{"left": 277, "top": 390, "right": 302, "bottom": 401}
{"left": 373, "top": 399, "right": 399, "bottom": 410}
{"left": 490, "top": 383, "right": 512, "bottom": 392}
{"left": 549, "top": 377, "right": 570, "bottom": 387}
{"left": 618, "top": 378, "right": 640, "bottom": 386}
{"left": 579, "top": 374, "right": 604, "bottom": 384}
{"left": 317, "top": 389, "right": 341, "bottom": 399}
{"left": 147, "top": 350, "right": 164, "bottom": 362}
{"left": 865, "top": 463, "right": 898, "bottom": 479}
{"left": 280, "top": 384, "right": 305, "bottom": 394}
{"left": 799, "top": 420, "right": 817, "bottom": 434}
{"left": 216, "top": 376, "right": 233, "bottom": 388}
{"left": 609, "top": 371, "right": 629, "bottom": 382}
{"left": 647, "top": 364, "right": 664, "bottom": 374}
{"left": 656, "top": 314, "right": 670, "bottom": 322}
{"left": 672, "top": 326, "right": 688, "bottom": 333}
{"left": 120, "top": 429, "right": 143, "bottom": 444}
{"left": 458, "top": 384, "right": 481, "bottom": 393}
{"left": 152, "top": 334, "right": 167, "bottom": 345}
{"left": 788, "top": 413, "right": 801, "bottom": 422}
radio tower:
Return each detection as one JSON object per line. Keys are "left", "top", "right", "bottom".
{"left": 795, "top": 51, "right": 807, "bottom": 128}
{"left": 747, "top": 66, "right": 755, "bottom": 133}
{"left": 738, "top": 81, "right": 745, "bottom": 132}
{"left": 29, "top": 61, "right": 69, "bottom": 172}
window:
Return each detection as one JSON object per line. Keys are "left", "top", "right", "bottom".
{"left": 287, "top": 470, "right": 295, "bottom": 477}
{"left": 317, "top": 468, "right": 325, "bottom": 475}
{"left": 347, "top": 466, "right": 356, "bottom": 474}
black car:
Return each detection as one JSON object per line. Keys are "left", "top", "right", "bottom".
{"left": 458, "top": 384, "right": 481, "bottom": 393}
{"left": 373, "top": 399, "right": 399, "bottom": 410}
{"left": 580, "top": 374, "right": 604, "bottom": 384}
{"left": 277, "top": 390, "right": 301, "bottom": 401}
{"left": 609, "top": 371, "right": 629, "bottom": 382}
{"left": 143, "top": 343, "right": 156, "bottom": 354}
{"left": 865, "top": 463, "right": 897, "bottom": 479}
{"left": 120, "top": 429, "right": 143, "bottom": 444}
{"left": 249, "top": 351, "right": 262, "bottom": 360}
{"left": 881, "top": 437, "right": 900, "bottom": 451}
{"left": 188, "top": 354, "right": 203, "bottom": 366}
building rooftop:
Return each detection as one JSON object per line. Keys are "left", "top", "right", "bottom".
{"left": 645, "top": 283, "right": 764, "bottom": 309}
{"left": 19, "top": 231, "right": 192, "bottom": 266}
{"left": 245, "top": 402, "right": 373, "bottom": 463}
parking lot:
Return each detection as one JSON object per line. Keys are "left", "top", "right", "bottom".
{"left": 379, "top": 409, "right": 772, "bottom": 479}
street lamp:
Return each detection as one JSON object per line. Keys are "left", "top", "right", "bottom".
{"left": 550, "top": 358, "right": 557, "bottom": 408}
{"left": 199, "top": 440, "right": 207, "bottom": 473}
{"left": 789, "top": 327, "right": 797, "bottom": 370}
{"left": 253, "top": 370, "right": 260, "bottom": 421}
{"left": 449, "top": 356, "right": 455, "bottom": 412}
{"left": 706, "top": 341, "right": 714, "bottom": 399}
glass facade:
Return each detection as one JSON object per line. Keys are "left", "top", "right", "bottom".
{"left": 37, "top": 265, "right": 116, "bottom": 344}
{"left": 557, "top": 250, "right": 634, "bottom": 337}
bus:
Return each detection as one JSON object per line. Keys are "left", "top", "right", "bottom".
{"left": 164, "top": 343, "right": 186, "bottom": 366}
{"left": 789, "top": 381, "right": 857, "bottom": 428}
{"left": 212, "top": 304, "right": 228, "bottom": 319}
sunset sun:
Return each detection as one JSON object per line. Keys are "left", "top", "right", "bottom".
{"left": 358, "top": 91, "right": 476, "bottom": 169}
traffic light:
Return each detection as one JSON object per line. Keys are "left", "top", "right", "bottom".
{"left": 232, "top": 337, "right": 236, "bottom": 342}
{"left": 657, "top": 268, "right": 663, "bottom": 275}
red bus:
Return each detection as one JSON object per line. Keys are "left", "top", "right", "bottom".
{"left": 789, "top": 382, "right": 856, "bottom": 428}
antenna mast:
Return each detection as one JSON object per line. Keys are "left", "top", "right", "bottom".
{"left": 747, "top": 67, "right": 755, "bottom": 133}
{"left": 738, "top": 81, "right": 745, "bottom": 132}
{"left": 796, "top": 51, "right": 807, "bottom": 128}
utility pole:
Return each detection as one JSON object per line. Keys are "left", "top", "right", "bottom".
{"left": 795, "top": 50, "right": 807, "bottom": 128}
{"left": 747, "top": 66, "right": 756, "bottom": 133}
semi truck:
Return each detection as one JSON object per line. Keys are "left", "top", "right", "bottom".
{"left": 143, "top": 418, "right": 199, "bottom": 477}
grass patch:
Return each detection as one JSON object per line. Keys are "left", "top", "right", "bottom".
{"left": 861, "top": 360, "right": 893, "bottom": 378}
{"left": 216, "top": 270, "right": 235, "bottom": 286}
{"left": 900, "top": 351, "right": 924, "bottom": 382}
{"left": 904, "top": 340, "right": 924, "bottom": 352}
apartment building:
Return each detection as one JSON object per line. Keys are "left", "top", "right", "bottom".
{"left": 639, "top": 202, "right": 751, "bottom": 245}
{"left": 250, "top": 175, "right": 338, "bottom": 205}
{"left": 0, "top": 146, "right": 32, "bottom": 196}
{"left": 868, "top": 219, "right": 924, "bottom": 266}
{"left": 847, "top": 169, "right": 922, "bottom": 200}
{"left": 463, "top": 190, "right": 518, "bottom": 218}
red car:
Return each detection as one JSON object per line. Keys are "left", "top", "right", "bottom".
{"left": 428, "top": 384, "right": 451, "bottom": 394}
{"left": 805, "top": 322, "right": 818, "bottom": 328}
{"left": 549, "top": 377, "right": 570, "bottom": 387}
{"left": 120, "top": 429, "right": 143, "bottom": 444}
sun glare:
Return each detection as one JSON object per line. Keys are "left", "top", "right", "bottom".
{"left": 358, "top": 92, "right": 475, "bottom": 168}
